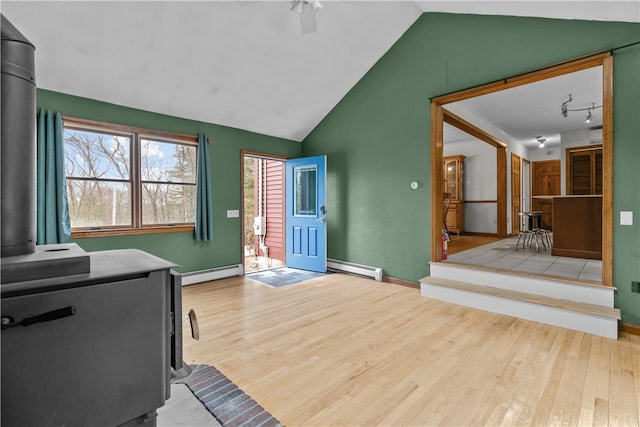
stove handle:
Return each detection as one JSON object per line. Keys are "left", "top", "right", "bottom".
{"left": 1, "top": 306, "right": 76, "bottom": 330}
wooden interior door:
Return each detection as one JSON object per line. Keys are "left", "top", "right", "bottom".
{"left": 532, "top": 160, "right": 560, "bottom": 230}
{"left": 532, "top": 160, "right": 561, "bottom": 196}
{"left": 511, "top": 153, "right": 521, "bottom": 234}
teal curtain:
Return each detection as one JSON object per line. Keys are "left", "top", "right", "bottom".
{"left": 195, "top": 133, "right": 213, "bottom": 241}
{"left": 36, "top": 110, "right": 72, "bottom": 244}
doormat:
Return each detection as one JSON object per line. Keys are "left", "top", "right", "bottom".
{"left": 245, "top": 267, "right": 326, "bottom": 287}
{"left": 175, "top": 364, "right": 283, "bottom": 427}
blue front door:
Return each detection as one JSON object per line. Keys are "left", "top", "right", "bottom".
{"left": 285, "top": 156, "right": 326, "bottom": 273}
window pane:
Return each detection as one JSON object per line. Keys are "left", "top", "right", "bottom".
{"left": 64, "top": 129, "right": 130, "bottom": 180}
{"left": 141, "top": 183, "right": 196, "bottom": 225}
{"left": 67, "top": 179, "right": 131, "bottom": 227}
{"left": 141, "top": 139, "right": 196, "bottom": 183}
{"left": 294, "top": 165, "right": 317, "bottom": 216}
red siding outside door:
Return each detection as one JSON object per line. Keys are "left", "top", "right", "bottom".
{"left": 253, "top": 159, "right": 285, "bottom": 263}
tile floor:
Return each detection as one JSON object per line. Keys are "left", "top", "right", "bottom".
{"left": 447, "top": 235, "right": 602, "bottom": 282}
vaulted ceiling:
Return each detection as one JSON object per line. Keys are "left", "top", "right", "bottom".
{"left": 2, "top": 1, "right": 638, "bottom": 142}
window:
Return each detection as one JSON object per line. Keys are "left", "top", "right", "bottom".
{"left": 294, "top": 165, "right": 317, "bottom": 216}
{"left": 63, "top": 118, "right": 198, "bottom": 236}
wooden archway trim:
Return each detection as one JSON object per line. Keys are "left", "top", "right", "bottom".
{"left": 431, "top": 52, "right": 613, "bottom": 286}
{"left": 433, "top": 52, "right": 611, "bottom": 105}
{"left": 443, "top": 109, "right": 507, "bottom": 148}
{"left": 443, "top": 109, "right": 508, "bottom": 237}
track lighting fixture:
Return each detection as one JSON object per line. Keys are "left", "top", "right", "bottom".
{"left": 561, "top": 95, "right": 601, "bottom": 121}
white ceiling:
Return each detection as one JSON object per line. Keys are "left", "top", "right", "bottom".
{"left": 2, "top": 1, "right": 638, "bottom": 143}
{"left": 446, "top": 66, "right": 604, "bottom": 148}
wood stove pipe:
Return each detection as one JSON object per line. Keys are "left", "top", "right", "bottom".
{"left": 1, "top": 14, "right": 37, "bottom": 257}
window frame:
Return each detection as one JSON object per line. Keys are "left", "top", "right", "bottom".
{"left": 63, "top": 116, "right": 198, "bottom": 238}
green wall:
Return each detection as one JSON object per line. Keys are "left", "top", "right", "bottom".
{"left": 37, "top": 89, "right": 301, "bottom": 273}
{"left": 301, "top": 13, "right": 640, "bottom": 325}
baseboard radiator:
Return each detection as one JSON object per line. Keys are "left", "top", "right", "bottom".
{"left": 327, "top": 258, "right": 383, "bottom": 281}
{"left": 181, "top": 264, "right": 244, "bottom": 286}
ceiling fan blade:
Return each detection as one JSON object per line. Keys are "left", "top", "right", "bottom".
{"left": 300, "top": 3, "right": 317, "bottom": 34}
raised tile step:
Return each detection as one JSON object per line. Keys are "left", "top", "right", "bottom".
{"left": 429, "top": 261, "right": 614, "bottom": 307}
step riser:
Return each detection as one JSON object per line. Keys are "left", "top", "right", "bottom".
{"left": 429, "top": 264, "right": 613, "bottom": 307}
{"left": 421, "top": 283, "right": 618, "bottom": 340}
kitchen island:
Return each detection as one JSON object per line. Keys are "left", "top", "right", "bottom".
{"left": 552, "top": 195, "right": 602, "bottom": 260}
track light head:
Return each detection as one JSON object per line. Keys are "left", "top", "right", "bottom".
{"left": 585, "top": 109, "right": 593, "bottom": 123}
{"left": 561, "top": 94, "right": 572, "bottom": 117}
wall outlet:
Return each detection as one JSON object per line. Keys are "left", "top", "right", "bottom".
{"left": 632, "top": 281, "right": 640, "bottom": 293}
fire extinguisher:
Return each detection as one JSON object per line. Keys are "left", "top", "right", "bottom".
{"left": 442, "top": 234, "right": 448, "bottom": 260}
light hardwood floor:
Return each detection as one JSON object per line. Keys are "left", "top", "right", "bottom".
{"left": 447, "top": 235, "right": 502, "bottom": 255}
{"left": 182, "top": 274, "right": 640, "bottom": 427}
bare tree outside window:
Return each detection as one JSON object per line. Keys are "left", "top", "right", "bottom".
{"left": 140, "top": 138, "right": 196, "bottom": 225}
{"left": 63, "top": 120, "right": 198, "bottom": 234}
{"left": 64, "top": 129, "right": 132, "bottom": 228}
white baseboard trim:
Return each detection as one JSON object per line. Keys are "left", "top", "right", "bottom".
{"left": 327, "top": 258, "right": 383, "bottom": 281}
{"left": 181, "top": 264, "right": 244, "bottom": 286}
